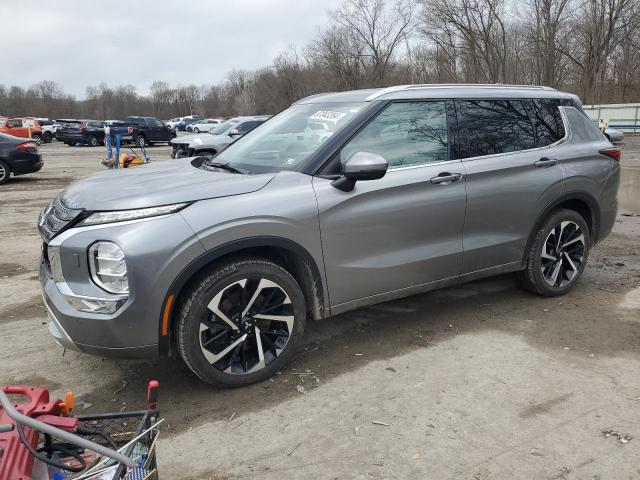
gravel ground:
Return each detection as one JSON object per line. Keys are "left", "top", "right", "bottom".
{"left": 1, "top": 135, "right": 639, "bottom": 479}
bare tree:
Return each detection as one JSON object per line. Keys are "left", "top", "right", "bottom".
{"left": 330, "top": 0, "right": 418, "bottom": 85}
{"left": 419, "top": 0, "right": 510, "bottom": 82}
{"left": 561, "top": 0, "right": 639, "bottom": 103}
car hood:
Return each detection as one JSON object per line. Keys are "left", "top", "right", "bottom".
{"left": 62, "top": 157, "right": 276, "bottom": 211}
{"left": 172, "top": 133, "right": 231, "bottom": 148}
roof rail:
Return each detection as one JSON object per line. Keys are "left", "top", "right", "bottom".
{"left": 365, "top": 83, "right": 556, "bottom": 101}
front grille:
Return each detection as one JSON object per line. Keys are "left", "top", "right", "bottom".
{"left": 38, "top": 194, "right": 82, "bottom": 242}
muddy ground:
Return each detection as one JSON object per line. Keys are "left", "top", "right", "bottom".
{"left": 1, "top": 136, "right": 639, "bottom": 479}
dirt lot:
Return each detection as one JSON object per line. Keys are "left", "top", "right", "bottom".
{"left": 1, "top": 136, "right": 639, "bottom": 479}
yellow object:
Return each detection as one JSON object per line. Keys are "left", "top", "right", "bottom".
{"left": 59, "top": 391, "right": 75, "bottom": 415}
{"left": 102, "top": 153, "right": 147, "bottom": 169}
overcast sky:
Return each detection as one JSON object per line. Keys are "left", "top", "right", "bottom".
{"left": 0, "top": 0, "right": 342, "bottom": 98}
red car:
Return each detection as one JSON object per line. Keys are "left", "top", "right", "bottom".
{"left": 0, "top": 117, "right": 43, "bottom": 144}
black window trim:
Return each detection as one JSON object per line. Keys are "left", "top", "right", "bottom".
{"left": 454, "top": 97, "right": 569, "bottom": 163}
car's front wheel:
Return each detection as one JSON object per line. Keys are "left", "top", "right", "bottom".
{"left": 177, "top": 257, "right": 306, "bottom": 387}
{"left": 518, "top": 209, "right": 590, "bottom": 296}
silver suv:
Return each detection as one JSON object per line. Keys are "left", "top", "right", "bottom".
{"left": 170, "top": 115, "right": 270, "bottom": 159}
{"left": 39, "top": 84, "right": 621, "bottom": 387}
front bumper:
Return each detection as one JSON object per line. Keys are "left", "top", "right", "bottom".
{"left": 37, "top": 212, "right": 206, "bottom": 359}
{"left": 40, "top": 260, "right": 159, "bottom": 358}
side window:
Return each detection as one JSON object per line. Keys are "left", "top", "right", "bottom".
{"left": 237, "top": 121, "right": 258, "bottom": 134}
{"left": 456, "top": 100, "right": 535, "bottom": 158}
{"left": 341, "top": 101, "right": 449, "bottom": 169}
{"left": 7, "top": 119, "right": 23, "bottom": 128}
{"left": 529, "top": 99, "right": 566, "bottom": 146}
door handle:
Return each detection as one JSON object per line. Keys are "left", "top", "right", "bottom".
{"left": 534, "top": 157, "right": 558, "bottom": 168}
{"left": 430, "top": 172, "right": 463, "bottom": 184}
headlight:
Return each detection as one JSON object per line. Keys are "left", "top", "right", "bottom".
{"left": 78, "top": 203, "right": 189, "bottom": 226}
{"left": 89, "top": 242, "right": 129, "bottom": 294}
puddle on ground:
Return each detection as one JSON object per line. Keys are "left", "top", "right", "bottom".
{"left": 620, "top": 167, "right": 640, "bottom": 213}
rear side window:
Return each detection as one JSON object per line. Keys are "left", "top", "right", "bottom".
{"left": 456, "top": 100, "right": 535, "bottom": 158}
{"left": 529, "top": 99, "right": 566, "bottom": 146}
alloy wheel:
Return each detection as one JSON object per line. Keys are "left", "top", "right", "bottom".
{"left": 541, "top": 220, "right": 585, "bottom": 288}
{"left": 0, "top": 163, "right": 7, "bottom": 182}
{"left": 199, "top": 278, "right": 294, "bottom": 375}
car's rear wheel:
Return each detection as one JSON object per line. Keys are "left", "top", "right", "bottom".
{"left": 88, "top": 135, "right": 98, "bottom": 147}
{"left": 0, "top": 160, "right": 10, "bottom": 185}
{"left": 177, "top": 256, "right": 306, "bottom": 387}
{"left": 32, "top": 134, "right": 42, "bottom": 146}
{"left": 518, "top": 208, "right": 590, "bottom": 296}
{"left": 43, "top": 132, "right": 53, "bottom": 143}
{"left": 194, "top": 127, "right": 200, "bottom": 133}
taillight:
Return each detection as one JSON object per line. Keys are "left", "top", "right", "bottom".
{"left": 16, "top": 142, "right": 37, "bottom": 150}
{"left": 599, "top": 147, "right": 621, "bottom": 162}
{"left": 79, "top": 123, "right": 86, "bottom": 132}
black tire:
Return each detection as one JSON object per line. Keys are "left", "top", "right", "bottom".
{"left": 43, "top": 132, "right": 53, "bottom": 144}
{"left": 194, "top": 127, "right": 200, "bottom": 133}
{"left": 0, "top": 159, "right": 10, "bottom": 185}
{"left": 32, "top": 134, "right": 42, "bottom": 146}
{"left": 177, "top": 256, "right": 306, "bottom": 387}
{"left": 518, "top": 208, "right": 591, "bottom": 296}
{"left": 88, "top": 135, "right": 98, "bottom": 147}
{"left": 135, "top": 135, "right": 147, "bottom": 147}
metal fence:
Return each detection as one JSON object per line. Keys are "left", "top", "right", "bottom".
{"left": 582, "top": 103, "right": 640, "bottom": 132}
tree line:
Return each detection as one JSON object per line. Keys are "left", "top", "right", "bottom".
{"left": 1, "top": 0, "right": 638, "bottom": 121}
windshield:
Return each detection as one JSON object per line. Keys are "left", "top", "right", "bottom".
{"left": 209, "top": 119, "right": 239, "bottom": 135}
{"left": 215, "top": 102, "right": 365, "bottom": 172}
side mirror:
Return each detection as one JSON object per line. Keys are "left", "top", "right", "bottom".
{"left": 228, "top": 128, "right": 241, "bottom": 137}
{"left": 331, "top": 151, "right": 388, "bottom": 192}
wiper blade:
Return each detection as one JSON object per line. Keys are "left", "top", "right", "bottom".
{"left": 201, "top": 160, "right": 248, "bottom": 174}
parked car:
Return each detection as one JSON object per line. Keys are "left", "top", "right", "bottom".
{"left": 38, "top": 84, "right": 620, "bottom": 387}
{"left": 0, "top": 118, "right": 43, "bottom": 145}
{"left": 0, "top": 132, "right": 42, "bottom": 184}
{"left": 186, "top": 119, "right": 222, "bottom": 133}
{"left": 174, "top": 117, "right": 202, "bottom": 132}
{"left": 170, "top": 116, "right": 269, "bottom": 158}
{"left": 604, "top": 127, "right": 624, "bottom": 144}
{"left": 35, "top": 118, "right": 58, "bottom": 143}
{"left": 56, "top": 120, "right": 105, "bottom": 147}
{"left": 108, "top": 116, "right": 175, "bottom": 147}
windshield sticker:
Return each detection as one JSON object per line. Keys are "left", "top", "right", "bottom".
{"left": 310, "top": 111, "right": 347, "bottom": 122}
